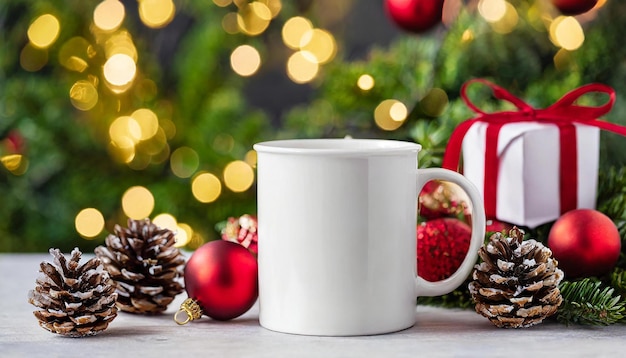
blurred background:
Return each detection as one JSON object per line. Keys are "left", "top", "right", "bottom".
{"left": 2, "top": 0, "right": 625, "bottom": 252}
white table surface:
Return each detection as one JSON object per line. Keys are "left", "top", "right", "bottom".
{"left": 1, "top": 253, "right": 625, "bottom": 357}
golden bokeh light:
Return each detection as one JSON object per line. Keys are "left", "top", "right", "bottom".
{"left": 282, "top": 16, "right": 313, "bottom": 50}
{"left": 222, "top": 12, "right": 239, "bottom": 34}
{"left": 478, "top": 0, "right": 506, "bottom": 23}
{"left": 70, "top": 80, "right": 99, "bottom": 111}
{"left": 122, "top": 186, "right": 155, "bottom": 219}
{"left": 108, "top": 139, "right": 136, "bottom": 163}
{"left": 103, "top": 53, "right": 137, "bottom": 87}
{"left": 461, "top": 29, "right": 474, "bottom": 43}
{"left": 170, "top": 146, "right": 200, "bottom": 178}
{"left": 357, "top": 74, "right": 375, "bottom": 91}
{"left": 299, "top": 28, "right": 336, "bottom": 64}
{"left": 230, "top": 45, "right": 261, "bottom": 77}
{"left": 223, "top": 160, "right": 254, "bottom": 192}
{"left": 191, "top": 172, "right": 222, "bottom": 203}
{"left": 389, "top": 102, "right": 408, "bottom": 122}
{"left": 139, "top": 0, "right": 176, "bottom": 29}
{"left": 59, "top": 37, "right": 90, "bottom": 72}
{"left": 375, "top": 99, "right": 407, "bottom": 131}
{"left": 28, "top": 14, "right": 60, "bottom": 49}
{"left": 489, "top": 2, "right": 518, "bottom": 34}
{"left": 174, "top": 223, "right": 193, "bottom": 247}
{"left": 94, "top": 0, "right": 126, "bottom": 32}
{"left": 1, "top": 154, "right": 28, "bottom": 175}
{"left": 550, "top": 16, "right": 584, "bottom": 51}
{"left": 244, "top": 150, "right": 257, "bottom": 168}
{"left": 260, "top": 0, "right": 282, "bottom": 18}
{"left": 20, "top": 43, "right": 48, "bottom": 72}
{"left": 212, "top": 133, "right": 235, "bottom": 153}
{"left": 75, "top": 208, "right": 105, "bottom": 239}
{"left": 237, "top": 2, "right": 272, "bottom": 36}
{"left": 213, "top": 0, "right": 232, "bottom": 7}
{"left": 104, "top": 31, "right": 137, "bottom": 62}
{"left": 287, "top": 51, "right": 319, "bottom": 84}
{"left": 131, "top": 108, "right": 159, "bottom": 140}
{"left": 110, "top": 116, "right": 142, "bottom": 147}
{"left": 153, "top": 213, "right": 177, "bottom": 231}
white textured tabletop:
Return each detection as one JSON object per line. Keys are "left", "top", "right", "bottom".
{"left": 1, "top": 253, "right": 625, "bottom": 358}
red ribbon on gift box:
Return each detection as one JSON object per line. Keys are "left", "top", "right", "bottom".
{"left": 442, "top": 78, "right": 626, "bottom": 219}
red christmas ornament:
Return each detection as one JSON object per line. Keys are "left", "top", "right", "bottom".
{"left": 417, "top": 218, "right": 472, "bottom": 282}
{"left": 221, "top": 214, "right": 258, "bottom": 255}
{"left": 552, "top": 0, "right": 598, "bottom": 15}
{"left": 419, "top": 180, "right": 469, "bottom": 220}
{"left": 548, "top": 209, "right": 621, "bottom": 278}
{"left": 174, "top": 240, "right": 258, "bottom": 324}
{"left": 384, "top": 0, "right": 445, "bottom": 34}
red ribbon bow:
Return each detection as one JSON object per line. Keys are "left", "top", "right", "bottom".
{"left": 442, "top": 78, "right": 626, "bottom": 220}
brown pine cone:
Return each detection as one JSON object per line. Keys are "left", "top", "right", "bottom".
{"left": 469, "top": 227, "right": 564, "bottom": 328}
{"left": 28, "top": 248, "right": 118, "bottom": 337}
{"left": 95, "top": 218, "right": 185, "bottom": 314}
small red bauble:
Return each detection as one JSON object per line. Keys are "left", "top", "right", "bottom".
{"left": 417, "top": 218, "right": 472, "bottom": 282}
{"left": 548, "top": 209, "right": 621, "bottom": 278}
{"left": 552, "top": 0, "right": 598, "bottom": 15}
{"left": 486, "top": 219, "right": 514, "bottom": 234}
{"left": 178, "top": 240, "right": 258, "bottom": 322}
{"left": 384, "top": 0, "right": 445, "bottom": 34}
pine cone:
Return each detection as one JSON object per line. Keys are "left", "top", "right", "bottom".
{"left": 95, "top": 218, "right": 185, "bottom": 314}
{"left": 28, "top": 248, "right": 118, "bottom": 337}
{"left": 469, "top": 227, "right": 564, "bottom": 328}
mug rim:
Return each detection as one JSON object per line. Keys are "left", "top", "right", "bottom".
{"left": 253, "top": 138, "right": 422, "bottom": 156}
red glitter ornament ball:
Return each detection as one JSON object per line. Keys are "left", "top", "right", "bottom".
{"left": 384, "top": 0, "right": 445, "bottom": 34}
{"left": 417, "top": 218, "right": 472, "bottom": 282}
{"left": 552, "top": 0, "right": 598, "bottom": 15}
{"left": 419, "top": 180, "right": 469, "bottom": 220}
{"left": 548, "top": 209, "right": 621, "bottom": 279}
{"left": 183, "top": 240, "right": 258, "bottom": 321}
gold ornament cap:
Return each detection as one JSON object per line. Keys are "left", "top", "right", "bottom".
{"left": 174, "top": 298, "right": 203, "bottom": 325}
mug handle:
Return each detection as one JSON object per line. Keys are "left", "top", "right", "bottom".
{"left": 414, "top": 168, "right": 486, "bottom": 297}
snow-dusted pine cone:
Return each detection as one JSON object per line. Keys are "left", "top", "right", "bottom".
{"left": 28, "top": 248, "right": 118, "bottom": 337}
{"left": 469, "top": 227, "right": 564, "bottom": 328}
{"left": 95, "top": 218, "right": 185, "bottom": 314}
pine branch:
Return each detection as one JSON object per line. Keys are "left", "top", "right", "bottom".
{"left": 610, "top": 268, "right": 626, "bottom": 297}
{"left": 557, "top": 279, "right": 625, "bottom": 325}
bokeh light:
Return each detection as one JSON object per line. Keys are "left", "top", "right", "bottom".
{"left": 489, "top": 2, "right": 518, "bottom": 34}
{"left": 213, "top": 0, "right": 232, "bottom": 7}
{"left": 282, "top": 16, "right": 313, "bottom": 50}
{"left": 110, "top": 116, "right": 141, "bottom": 150}
{"left": 59, "top": 37, "right": 91, "bottom": 72}
{"left": 175, "top": 223, "right": 193, "bottom": 247}
{"left": 223, "top": 160, "right": 254, "bottom": 192}
{"left": 103, "top": 53, "right": 137, "bottom": 87}
{"left": 138, "top": 0, "right": 175, "bottom": 29}
{"left": 222, "top": 12, "right": 239, "bottom": 34}
{"left": 299, "top": 28, "right": 336, "bottom": 64}
{"left": 75, "top": 208, "right": 105, "bottom": 239}
{"left": 191, "top": 172, "right": 222, "bottom": 203}
{"left": 244, "top": 150, "right": 257, "bottom": 168}
{"left": 1, "top": 154, "right": 28, "bottom": 175}
{"left": 131, "top": 108, "right": 159, "bottom": 140}
{"left": 550, "top": 16, "right": 584, "bottom": 51}
{"left": 27, "top": 14, "right": 60, "bottom": 49}
{"left": 230, "top": 45, "right": 261, "bottom": 77}
{"left": 478, "top": 0, "right": 506, "bottom": 23}
{"left": 122, "top": 186, "right": 155, "bottom": 219}
{"left": 420, "top": 88, "right": 449, "bottom": 117}
{"left": 237, "top": 2, "right": 272, "bottom": 36}
{"left": 357, "top": 74, "right": 375, "bottom": 91}
{"left": 20, "top": 44, "right": 48, "bottom": 72}
{"left": 170, "top": 146, "right": 200, "bottom": 178}
{"left": 104, "top": 31, "right": 137, "bottom": 62}
{"left": 287, "top": 51, "right": 319, "bottom": 84}
{"left": 94, "top": 0, "right": 126, "bottom": 32}
{"left": 153, "top": 213, "right": 177, "bottom": 231}
{"left": 70, "top": 80, "right": 99, "bottom": 111}
{"left": 374, "top": 99, "right": 407, "bottom": 131}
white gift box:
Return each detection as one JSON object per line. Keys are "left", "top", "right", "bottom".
{"left": 461, "top": 122, "right": 600, "bottom": 228}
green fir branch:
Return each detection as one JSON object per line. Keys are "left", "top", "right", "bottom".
{"left": 557, "top": 279, "right": 625, "bottom": 326}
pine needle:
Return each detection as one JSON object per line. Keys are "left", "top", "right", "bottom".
{"left": 557, "top": 279, "right": 625, "bottom": 325}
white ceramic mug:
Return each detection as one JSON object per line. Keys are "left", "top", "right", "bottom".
{"left": 253, "top": 139, "right": 485, "bottom": 336}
